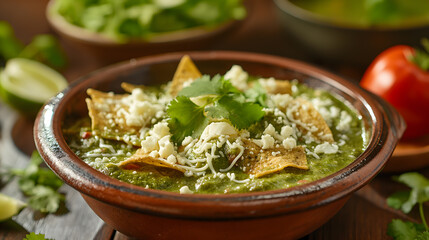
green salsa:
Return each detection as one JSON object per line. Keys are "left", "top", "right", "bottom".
{"left": 64, "top": 65, "right": 368, "bottom": 194}
{"left": 290, "top": 0, "right": 429, "bottom": 27}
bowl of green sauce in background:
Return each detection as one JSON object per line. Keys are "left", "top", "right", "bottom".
{"left": 46, "top": 0, "right": 248, "bottom": 64}
{"left": 273, "top": 0, "right": 429, "bottom": 66}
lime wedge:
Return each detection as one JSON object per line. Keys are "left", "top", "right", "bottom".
{"left": 0, "top": 193, "right": 26, "bottom": 221}
{"left": 0, "top": 58, "right": 68, "bottom": 117}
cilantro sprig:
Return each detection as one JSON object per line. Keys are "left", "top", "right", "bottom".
{"left": 3, "top": 151, "right": 65, "bottom": 213}
{"left": 0, "top": 21, "right": 66, "bottom": 68}
{"left": 167, "top": 75, "right": 265, "bottom": 144}
{"left": 386, "top": 172, "right": 429, "bottom": 239}
{"left": 23, "top": 232, "right": 51, "bottom": 240}
{"left": 167, "top": 96, "right": 209, "bottom": 144}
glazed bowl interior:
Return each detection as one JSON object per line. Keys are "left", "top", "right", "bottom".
{"left": 273, "top": 0, "right": 429, "bottom": 66}
{"left": 35, "top": 51, "right": 404, "bottom": 220}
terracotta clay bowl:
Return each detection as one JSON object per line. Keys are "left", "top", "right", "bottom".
{"left": 273, "top": 0, "right": 429, "bottom": 67}
{"left": 46, "top": 1, "right": 247, "bottom": 65}
{"left": 34, "top": 51, "right": 405, "bottom": 240}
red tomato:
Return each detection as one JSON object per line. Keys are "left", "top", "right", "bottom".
{"left": 360, "top": 45, "right": 429, "bottom": 139}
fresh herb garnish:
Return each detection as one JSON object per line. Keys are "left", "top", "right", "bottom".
{"left": 206, "top": 95, "right": 265, "bottom": 130}
{"left": 244, "top": 80, "right": 268, "bottom": 107}
{"left": 23, "top": 232, "right": 51, "bottom": 240}
{"left": 178, "top": 75, "right": 240, "bottom": 97}
{"left": 386, "top": 172, "right": 429, "bottom": 239}
{"left": 6, "top": 151, "right": 65, "bottom": 213}
{"left": 167, "top": 75, "right": 265, "bottom": 144}
{"left": 167, "top": 96, "right": 209, "bottom": 144}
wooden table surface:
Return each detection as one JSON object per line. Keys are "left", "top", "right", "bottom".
{"left": 1, "top": 0, "right": 428, "bottom": 239}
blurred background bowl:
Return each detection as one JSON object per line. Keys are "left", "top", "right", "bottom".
{"left": 273, "top": 0, "right": 429, "bottom": 67}
{"left": 46, "top": 0, "right": 248, "bottom": 65}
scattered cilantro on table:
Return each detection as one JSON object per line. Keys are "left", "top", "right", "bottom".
{"left": 386, "top": 172, "right": 429, "bottom": 239}
{"left": 0, "top": 21, "right": 66, "bottom": 68}
{"left": 23, "top": 232, "right": 51, "bottom": 240}
{"left": 4, "top": 151, "right": 65, "bottom": 213}
{"left": 167, "top": 75, "right": 265, "bottom": 144}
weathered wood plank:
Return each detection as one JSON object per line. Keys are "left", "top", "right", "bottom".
{"left": 0, "top": 105, "right": 106, "bottom": 240}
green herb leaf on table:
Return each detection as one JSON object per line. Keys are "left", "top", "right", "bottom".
{"left": 0, "top": 21, "right": 24, "bottom": 64}
{"left": 19, "top": 35, "right": 67, "bottom": 69}
{"left": 386, "top": 172, "right": 429, "bottom": 239}
{"left": 23, "top": 232, "right": 50, "bottom": 240}
{"left": 387, "top": 219, "right": 427, "bottom": 240}
{"left": 8, "top": 151, "right": 65, "bottom": 213}
{"left": 390, "top": 172, "right": 429, "bottom": 213}
{"left": 0, "top": 21, "right": 66, "bottom": 68}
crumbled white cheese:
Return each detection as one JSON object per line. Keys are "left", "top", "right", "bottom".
{"left": 179, "top": 186, "right": 194, "bottom": 194}
{"left": 258, "top": 77, "right": 277, "bottom": 92}
{"left": 280, "top": 126, "right": 294, "bottom": 139}
{"left": 260, "top": 134, "right": 275, "bottom": 149}
{"left": 158, "top": 135, "right": 174, "bottom": 158}
{"left": 166, "top": 155, "right": 177, "bottom": 164}
{"left": 182, "top": 136, "right": 194, "bottom": 146}
{"left": 141, "top": 136, "right": 159, "bottom": 153}
{"left": 263, "top": 124, "right": 277, "bottom": 137}
{"left": 282, "top": 137, "right": 296, "bottom": 150}
{"left": 337, "top": 111, "right": 352, "bottom": 132}
{"left": 149, "top": 150, "right": 159, "bottom": 158}
{"left": 224, "top": 65, "right": 248, "bottom": 91}
{"left": 150, "top": 122, "right": 170, "bottom": 138}
{"left": 200, "top": 122, "right": 237, "bottom": 141}
{"left": 270, "top": 94, "right": 293, "bottom": 109}
{"left": 122, "top": 89, "right": 164, "bottom": 127}
{"left": 314, "top": 142, "right": 339, "bottom": 154}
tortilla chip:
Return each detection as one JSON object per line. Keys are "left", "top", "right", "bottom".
{"left": 268, "top": 80, "right": 292, "bottom": 95}
{"left": 292, "top": 98, "right": 334, "bottom": 143}
{"left": 86, "top": 89, "right": 141, "bottom": 144}
{"left": 238, "top": 140, "right": 308, "bottom": 178}
{"left": 169, "top": 55, "right": 202, "bottom": 96}
{"left": 118, "top": 148, "right": 185, "bottom": 173}
{"left": 121, "top": 82, "right": 141, "bottom": 93}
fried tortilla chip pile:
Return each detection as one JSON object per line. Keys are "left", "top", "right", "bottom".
{"left": 85, "top": 55, "right": 335, "bottom": 179}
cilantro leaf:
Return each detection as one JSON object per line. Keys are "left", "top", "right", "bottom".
{"left": 8, "top": 151, "right": 65, "bottom": 213}
{"left": 387, "top": 219, "right": 424, "bottom": 240}
{"left": 19, "top": 35, "right": 67, "bottom": 69}
{"left": 393, "top": 172, "right": 429, "bottom": 213}
{"left": 416, "top": 231, "right": 429, "bottom": 240}
{"left": 0, "top": 21, "right": 24, "bottom": 62}
{"left": 178, "top": 75, "right": 240, "bottom": 97}
{"left": 387, "top": 191, "right": 411, "bottom": 210}
{"left": 206, "top": 95, "right": 264, "bottom": 130}
{"left": 168, "top": 75, "right": 266, "bottom": 143}
{"left": 387, "top": 172, "right": 429, "bottom": 239}
{"left": 167, "top": 96, "right": 209, "bottom": 143}
{"left": 244, "top": 81, "right": 268, "bottom": 107}
{"left": 23, "top": 232, "right": 50, "bottom": 240}
{"left": 27, "top": 185, "right": 65, "bottom": 213}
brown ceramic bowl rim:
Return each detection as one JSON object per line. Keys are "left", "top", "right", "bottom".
{"left": 273, "top": 0, "right": 429, "bottom": 31}
{"left": 34, "top": 51, "right": 403, "bottom": 219}
{"left": 46, "top": 0, "right": 242, "bottom": 45}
